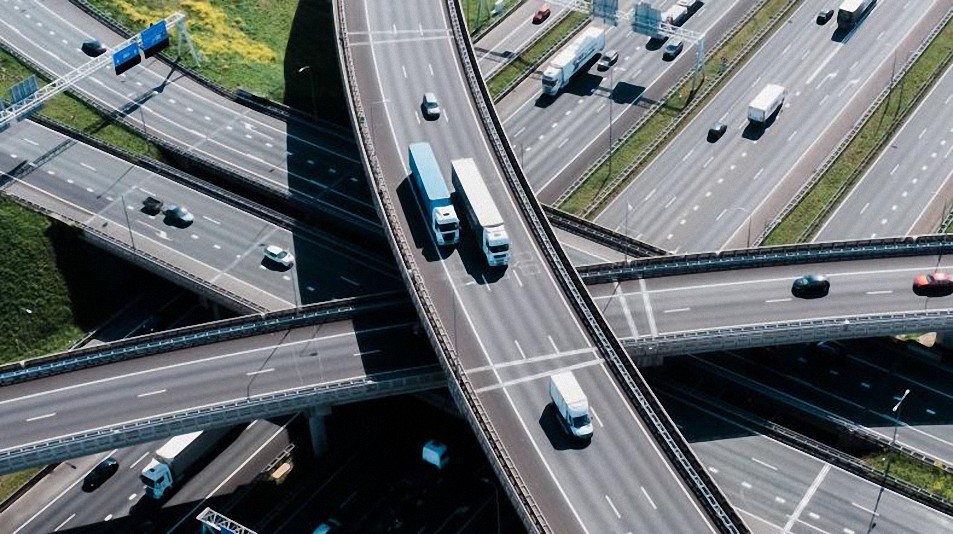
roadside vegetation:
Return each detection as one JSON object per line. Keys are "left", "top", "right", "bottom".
{"left": 0, "top": 468, "right": 42, "bottom": 504}
{"left": 487, "top": 11, "right": 589, "bottom": 98}
{"left": 559, "top": 0, "right": 795, "bottom": 215}
{"left": 462, "top": 0, "right": 521, "bottom": 36}
{"left": 862, "top": 451, "right": 953, "bottom": 502}
{"left": 765, "top": 16, "right": 953, "bottom": 244}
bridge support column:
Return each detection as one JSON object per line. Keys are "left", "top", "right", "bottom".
{"left": 307, "top": 405, "right": 332, "bottom": 457}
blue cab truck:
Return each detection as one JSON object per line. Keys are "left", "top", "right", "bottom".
{"left": 408, "top": 142, "right": 460, "bottom": 246}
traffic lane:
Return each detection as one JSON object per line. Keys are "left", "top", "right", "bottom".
{"left": 0, "top": 321, "right": 428, "bottom": 451}
{"left": 502, "top": 0, "right": 755, "bottom": 201}
{"left": 475, "top": 0, "right": 567, "bottom": 78}
{"left": 586, "top": 254, "right": 953, "bottom": 337}
{"left": 816, "top": 61, "right": 953, "bottom": 241}
{"left": 595, "top": 0, "right": 937, "bottom": 251}
{"left": 479, "top": 362, "right": 717, "bottom": 533}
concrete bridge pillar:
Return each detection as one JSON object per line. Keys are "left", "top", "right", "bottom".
{"left": 307, "top": 405, "right": 332, "bottom": 457}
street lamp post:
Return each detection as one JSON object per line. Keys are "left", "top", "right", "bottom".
{"left": 297, "top": 65, "right": 317, "bottom": 118}
{"left": 120, "top": 194, "right": 136, "bottom": 250}
{"left": 730, "top": 207, "right": 752, "bottom": 248}
{"left": 866, "top": 388, "right": 910, "bottom": 533}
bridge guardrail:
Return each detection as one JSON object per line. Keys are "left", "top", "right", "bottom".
{"left": 0, "top": 365, "right": 445, "bottom": 474}
{"left": 543, "top": 205, "right": 669, "bottom": 258}
{"left": 446, "top": 0, "right": 745, "bottom": 530}
{"left": 0, "top": 293, "right": 404, "bottom": 386}
{"left": 578, "top": 234, "right": 953, "bottom": 284}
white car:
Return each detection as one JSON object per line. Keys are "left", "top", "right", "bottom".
{"left": 264, "top": 245, "right": 295, "bottom": 267}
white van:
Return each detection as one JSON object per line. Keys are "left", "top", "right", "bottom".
{"left": 549, "top": 372, "right": 593, "bottom": 439}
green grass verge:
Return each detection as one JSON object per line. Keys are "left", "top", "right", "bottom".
{"left": 487, "top": 11, "right": 589, "bottom": 98}
{"left": 0, "top": 52, "right": 161, "bottom": 159}
{"left": 765, "top": 17, "right": 953, "bottom": 245}
{"left": 558, "top": 0, "right": 793, "bottom": 215}
{"left": 863, "top": 451, "right": 953, "bottom": 502}
{"left": 0, "top": 468, "right": 42, "bottom": 503}
{"left": 462, "top": 0, "right": 521, "bottom": 36}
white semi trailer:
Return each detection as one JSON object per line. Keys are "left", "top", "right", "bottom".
{"left": 747, "top": 84, "right": 786, "bottom": 126}
{"left": 450, "top": 158, "right": 510, "bottom": 267}
{"left": 541, "top": 27, "right": 606, "bottom": 95}
{"left": 140, "top": 427, "right": 231, "bottom": 499}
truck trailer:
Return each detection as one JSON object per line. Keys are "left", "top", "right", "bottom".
{"left": 747, "top": 84, "right": 786, "bottom": 126}
{"left": 450, "top": 158, "right": 510, "bottom": 267}
{"left": 549, "top": 372, "right": 593, "bottom": 440}
{"left": 140, "top": 427, "right": 231, "bottom": 499}
{"left": 541, "top": 27, "right": 606, "bottom": 95}
{"left": 409, "top": 142, "right": 460, "bottom": 246}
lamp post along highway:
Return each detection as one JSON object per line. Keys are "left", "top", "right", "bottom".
{"left": 297, "top": 65, "right": 317, "bottom": 118}
{"left": 866, "top": 387, "right": 910, "bottom": 533}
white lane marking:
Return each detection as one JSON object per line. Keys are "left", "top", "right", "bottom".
{"left": 765, "top": 298, "right": 791, "bottom": 303}
{"left": 245, "top": 368, "right": 275, "bottom": 376}
{"left": 79, "top": 162, "right": 96, "bottom": 171}
{"left": 468, "top": 348, "right": 595, "bottom": 373}
{"left": 26, "top": 413, "right": 55, "bottom": 422}
{"left": 751, "top": 457, "right": 778, "bottom": 471}
{"left": 590, "top": 406, "right": 604, "bottom": 428}
{"left": 640, "top": 486, "right": 658, "bottom": 510}
{"left": 401, "top": 65, "right": 407, "bottom": 78}
{"left": 202, "top": 216, "right": 221, "bottom": 225}
{"left": 638, "top": 278, "right": 658, "bottom": 337}
{"left": 136, "top": 389, "right": 167, "bottom": 398}
{"left": 741, "top": 481, "right": 752, "bottom": 489}
{"left": 605, "top": 494, "right": 622, "bottom": 518}
{"left": 514, "top": 339, "right": 526, "bottom": 359}
{"left": 850, "top": 501, "right": 877, "bottom": 516}
{"left": 783, "top": 464, "right": 830, "bottom": 533}
{"left": 130, "top": 452, "right": 150, "bottom": 470}
{"left": 615, "top": 282, "right": 639, "bottom": 338}
{"left": 53, "top": 513, "right": 75, "bottom": 531}
{"left": 128, "top": 493, "right": 137, "bottom": 500}
{"left": 663, "top": 307, "right": 691, "bottom": 314}
{"left": 22, "top": 138, "right": 38, "bottom": 146}
{"left": 513, "top": 271, "right": 524, "bottom": 287}
{"left": 865, "top": 290, "right": 893, "bottom": 295}
{"left": 474, "top": 359, "right": 603, "bottom": 393}
{"left": 548, "top": 335, "right": 559, "bottom": 353}
{"left": 340, "top": 276, "right": 359, "bottom": 286}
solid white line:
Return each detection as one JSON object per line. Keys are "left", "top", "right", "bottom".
{"left": 136, "top": 389, "right": 167, "bottom": 398}
{"left": 638, "top": 278, "right": 658, "bottom": 337}
{"left": 53, "top": 513, "right": 75, "bottom": 531}
{"left": 25, "top": 413, "right": 55, "bottom": 422}
{"left": 783, "top": 464, "right": 830, "bottom": 533}
{"left": 605, "top": 494, "right": 622, "bottom": 518}
{"left": 474, "top": 359, "right": 603, "bottom": 393}
{"left": 615, "top": 282, "right": 639, "bottom": 338}
{"left": 245, "top": 368, "right": 275, "bottom": 376}
{"left": 640, "top": 486, "right": 658, "bottom": 510}
{"left": 468, "top": 347, "right": 594, "bottom": 373}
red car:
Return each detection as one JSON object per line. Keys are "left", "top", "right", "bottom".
{"left": 533, "top": 4, "right": 551, "bottom": 24}
{"left": 912, "top": 272, "right": 953, "bottom": 297}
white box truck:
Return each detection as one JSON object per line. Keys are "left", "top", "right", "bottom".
{"left": 541, "top": 27, "right": 606, "bottom": 95}
{"left": 140, "top": 427, "right": 230, "bottom": 499}
{"left": 549, "top": 372, "right": 593, "bottom": 440}
{"left": 450, "top": 158, "right": 510, "bottom": 267}
{"left": 748, "top": 84, "right": 786, "bottom": 126}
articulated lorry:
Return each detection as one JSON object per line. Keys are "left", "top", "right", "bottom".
{"left": 409, "top": 142, "right": 460, "bottom": 246}
{"left": 450, "top": 158, "right": 510, "bottom": 267}
{"left": 541, "top": 27, "right": 606, "bottom": 95}
{"left": 747, "top": 84, "right": 786, "bottom": 126}
{"left": 652, "top": 0, "right": 697, "bottom": 39}
{"left": 140, "top": 427, "right": 231, "bottom": 499}
{"left": 549, "top": 372, "right": 593, "bottom": 440}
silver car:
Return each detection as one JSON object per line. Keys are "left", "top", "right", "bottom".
{"left": 421, "top": 92, "right": 441, "bottom": 120}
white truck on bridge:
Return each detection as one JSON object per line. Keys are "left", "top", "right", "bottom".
{"left": 450, "top": 158, "right": 510, "bottom": 267}
{"left": 549, "top": 372, "right": 593, "bottom": 440}
{"left": 541, "top": 27, "right": 606, "bottom": 95}
{"left": 747, "top": 84, "right": 786, "bottom": 126}
{"left": 140, "top": 427, "right": 230, "bottom": 499}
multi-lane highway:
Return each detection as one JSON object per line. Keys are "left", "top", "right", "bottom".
{"left": 499, "top": 0, "right": 757, "bottom": 202}
{"left": 817, "top": 60, "right": 953, "bottom": 241}
{"left": 0, "top": 0, "right": 378, "bottom": 230}
{"left": 341, "top": 0, "right": 733, "bottom": 530}
{"left": 596, "top": 0, "right": 950, "bottom": 252}
{"left": 0, "top": 119, "right": 399, "bottom": 311}
{"left": 474, "top": 0, "right": 568, "bottom": 78}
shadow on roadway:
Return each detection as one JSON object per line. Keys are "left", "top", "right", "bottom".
{"left": 539, "top": 404, "right": 591, "bottom": 450}
{"left": 395, "top": 177, "right": 456, "bottom": 263}
{"left": 741, "top": 110, "right": 780, "bottom": 141}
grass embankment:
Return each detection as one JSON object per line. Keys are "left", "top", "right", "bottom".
{"left": 863, "top": 452, "right": 953, "bottom": 502}
{"left": 765, "top": 17, "right": 953, "bottom": 244}
{"left": 0, "top": 468, "right": 42, "bottom": 503}
{"left": 462, "top": 0, "right": 521, "bottom": 36}
{"left": 0, "top": 52, "right": 160, "bottom": 159}
{"left": 559, "top": 0, "right": 793, "bottom": 215}
{"left": 487, "top": 11, "right": 589, "bottom": 98}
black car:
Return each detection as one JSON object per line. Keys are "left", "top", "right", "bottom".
{"left": 792, "top": 274, "right": 830, "bottom": 299}
{"left": 816, "top": 9, "right": 834, "bottom": 25}
{"left": 707, "top": 121, "right": 727, "bottom": 142}
{"left": 142, "top": 196, "right": 163, "bottom": 215}
{"left": 662, "top": 40, "right": 684, "bottom": 60}
{"left": 83, "top": 457, "right": 119, "bottom": 491}
{"left": 81, "top": 38, "right": 107, "bottom": 58}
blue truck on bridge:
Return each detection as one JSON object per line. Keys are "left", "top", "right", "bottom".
{"left": 408, "top": 142, "right": 460, "bottom": 246}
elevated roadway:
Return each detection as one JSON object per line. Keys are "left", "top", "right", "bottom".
{"left": 0, "top": 0, "right": 379, "bottom": 232}
{"left": 0, "top": 119, "right": 399, "bottom": 312}
{"left": 474, "top": 0, "right": 569, "bottom": 79}
{"left": 595, "top": 0, "right": 951, "bottom": 252}
{"left": 337, "top": 0, "right": 740, "bottom": 531}
{"left": 817, "top": 59, "right": 953, "bottom": 241}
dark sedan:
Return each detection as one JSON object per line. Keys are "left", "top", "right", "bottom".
{"left": 792, "top": 274, "right": 830, "bottom": 299}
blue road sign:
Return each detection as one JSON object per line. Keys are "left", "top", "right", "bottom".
{"left": 592, "top": 0, "right": 620, "bottom": 25}
{"left": 9, "top": 75, "right": 39, "bottom": 105}
{"left": 632, "top": 2, "right": 662, "bottom": 36}
{"left": 112, "top": 42, "right": 142, "bottom": 76}
{"left": 140, "top": 21, "right": 170, "bottom": 58}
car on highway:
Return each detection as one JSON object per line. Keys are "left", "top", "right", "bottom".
{"left": 264, "top": 245, "right": 295, "bottom": 268}
{"left": 142, "top": 196, "right": 163, "bottom": 215}
{"left": 81, "top": 38, "right": 107, "bottom": 57}
{"left": 912, "top": 272, "right": 953, "bottom": 297}
{"left": 597, "top": 50, "right": 619, "bottom": 70}
{"left": 421, "top": 92, "right": 441, "bottom": 120}
{"left": 533, "top": 4, "right": 551, "bottom": 24}
{"left": 83, "top": 457, "right": 119, "bottom": 491}
{"left": 662, "top": 40, "right": 684, "bottom": 60}
{"left": 791, "top": 274, "right": 829, "bottom": 299}
{"left": 816, "top": 9, "right": 834, "bottom": 25}
{"left": 707, "top": 121, "right": 727, "bottom": 142}
{"left": 163, "top": 204, "right": 194, "bottom": 226}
